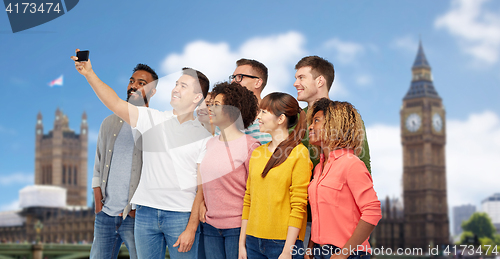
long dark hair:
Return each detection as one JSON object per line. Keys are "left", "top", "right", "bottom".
{"left": 259, "top": 92, "right": 306, "bottom": 177}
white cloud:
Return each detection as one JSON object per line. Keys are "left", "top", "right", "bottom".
{"left": 355, "top": 74, "right": 373, "bottom": 86}
{"left": 322, "top": 38, "right": 365, "bottom": 64}
{"left": 435, "top": 0, "right": 500, "bottom": 64}
{"left": 156, "top": 31, "right": 306, "bottom": 107}
{"left": 391, "top": 35, "right": 419, "bottom": 53}
{"left": 366, "top": 124, "right": 403, "bottom": 200}
{"left": 446, "top": 111, "right": 500, "bottom": 207}
{"left": 151, "top": 32, "right": 377, "bottom": 110}
{"left": 367, "top": 110, "right": 500, "bottom": 210}
{"left": 328, "top": 75, "right": 349, "bottom": 99}
{"left": 0, "top": 173, "right": 33, "bottom": 186}
{"left": 0, "top": 200, "right": 19, "bottom": 211}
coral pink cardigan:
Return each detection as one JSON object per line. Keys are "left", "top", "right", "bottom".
{"left": 308, "top": 149, "right": 381, "bottom": 252}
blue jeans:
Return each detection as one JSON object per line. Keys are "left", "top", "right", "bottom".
{"left": 90, "top": 211, "right": 137, "bottom": 259}
{"left": 199, "top": 223, "right": 206, "bottom": 259}
{"left": 246, "top": 235, "right": 304, "bottom": 259}
{"left": 202, "top": 222, "right": 240, "bottom": 259}
{"left": 134, "top": 205, "right": 200, "bottom": 259}
{"left": 312, "top": 244, "right": 370, "bottom": 259}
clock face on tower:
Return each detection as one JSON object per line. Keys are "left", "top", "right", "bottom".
{"left": 432, "top": 113, "right": 443, "bottom": 132}
{"left": 406, "top": 113, "right": 421, "bottom": 132}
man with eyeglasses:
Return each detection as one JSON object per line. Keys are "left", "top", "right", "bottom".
{"left": 230, "top": 58, "right": 271, "bottom": 144}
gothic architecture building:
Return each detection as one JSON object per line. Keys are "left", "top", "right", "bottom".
{"left": 35, "top": 108, "right": 88, "bottom": 206}
{"left": 0, "top": 109, "right": 94, "bottom": 244}
{"left": 374, "top": 42, "right": 450, "bottom": 249}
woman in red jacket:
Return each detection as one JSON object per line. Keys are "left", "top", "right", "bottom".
{"left": 306, "top": 98, "right": 381, "bottom": 259}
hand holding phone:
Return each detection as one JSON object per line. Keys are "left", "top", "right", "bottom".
{"left": 72, "top": 48, "right": 93, "bottom": 76}
{"left": 76, "top": 50, "right": 89, "bottom": 62}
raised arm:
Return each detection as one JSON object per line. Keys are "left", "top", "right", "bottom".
{"left": 71, "top": 49, "right": 139, "bottom": 127}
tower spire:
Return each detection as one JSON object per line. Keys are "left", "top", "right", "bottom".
{"left": 404, "top": 41, "right": 440, "bottom": 100}
{"left": 412, "top": 40, "right": 431, "bottom": 70}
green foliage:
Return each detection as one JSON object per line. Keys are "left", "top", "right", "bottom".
{"left": 461, "top": 212, "right": 496, "bottom": 239}
{"left": 494, "top": 234, "right": 500, "bottom": 245}
{"left": 479, "top": 237, "right": 495, "bottom": 255}
{"left": 459, "top": 231, "right": 475, "bottom": 245}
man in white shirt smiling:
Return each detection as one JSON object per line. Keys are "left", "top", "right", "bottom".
{"left": 72, "top": 50, "right": 211, "bottom": 259}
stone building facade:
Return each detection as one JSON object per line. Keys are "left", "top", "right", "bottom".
{"left": 0, "top": 109, "right": 94, "bottom": 244}
{"left": 35, "top": 108, "right": 88, "bottom": 206}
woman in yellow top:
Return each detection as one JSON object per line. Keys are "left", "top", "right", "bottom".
{"left": 239, "top": 92, "right": 312, "bottom": 259}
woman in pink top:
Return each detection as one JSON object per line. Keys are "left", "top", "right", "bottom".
{"left": 306, "top": 98, "right": 381, "bottom": 259}
{"left": 199, "top": 82, "right": 261, "bottom": 259}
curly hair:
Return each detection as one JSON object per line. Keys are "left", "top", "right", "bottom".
{"left": 307, "top": 98, "right": 364, "bottom": 155}
{"left": 211, "top": 82, "right": 258, "bottom": 129}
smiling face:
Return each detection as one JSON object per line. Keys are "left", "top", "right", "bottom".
{"left": 126, "top": 70, "right": 155, "bottom": 106}
{"left": 308, "top": 110, "right": 325, "bottom": 146}
{"left": 294, "top": 66, "right": 319, "bottom": 103}
{"left": 257, "top": 108, "right": 283, "bottom": 134}
{"left": 170, "top": 74, "right": 202, "bottom": 112}
{"left": 209, "top": 93, "right": 229, "bottom": 127}
{"left": 197, "top": 93, "right": 212, "bottom": 124}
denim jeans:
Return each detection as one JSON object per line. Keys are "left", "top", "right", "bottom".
{"left": 90, "top": 211, "right": 137, "bottom": 259}
{"left": 199, "top": 223, "right": 206, "bottom": 259}
{"left": 246, "top": 235, "right": 304, "bottom": 259}
{"left": 312, "top": 244, "right": 370, "bottom": 259}
{"left": 202, "top": 222, "right": 240, "bottom": 259}
{"left": 134, "top": 205, "right": 200, "bottom": 259}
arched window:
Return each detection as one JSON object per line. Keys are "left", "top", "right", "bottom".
{"left": 74, "top": 166, "right": 77, "bottom": 185}
{"left": 68, "top": 166, "right": 72, "bottom": 185}
{"left": 62, "top": 165, "right": 66, "bottom": 184}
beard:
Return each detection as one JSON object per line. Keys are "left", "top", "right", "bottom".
{"left": 127, "top": 88, "right": 150, "bottom": 106}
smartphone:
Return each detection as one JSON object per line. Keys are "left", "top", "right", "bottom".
{"left": 76, "top": 50, "right": 90, "bottom": 62}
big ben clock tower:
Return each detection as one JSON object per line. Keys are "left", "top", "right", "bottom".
{"left": 401, "top": 42, "right": 449, "bottom": 249}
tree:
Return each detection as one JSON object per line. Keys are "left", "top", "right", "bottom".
{"left": 459, "top": 231, "right": 475, "bottom": 245}
{"left": 479, "top": 237, "right": 496, "bottom": 255}
{"left": 461, "top": 212, "right": 496, "bottom": 239}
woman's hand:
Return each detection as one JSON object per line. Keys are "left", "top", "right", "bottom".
{"left": 238, "top": 244, "right": 247, "bottom": 259}
{"left": 199, "top": 200, "right": 207, "bottom": 223}
{"left": 278, "top": 251, "right": 292, "bottom": 259}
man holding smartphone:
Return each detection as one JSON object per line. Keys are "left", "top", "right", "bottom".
{"left": 90, "top": 63, "right": 158, "bottom": 259}
{"left": 72, "top": 49, "right": 211, "bottom": 259}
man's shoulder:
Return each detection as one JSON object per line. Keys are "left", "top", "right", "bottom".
{"left": 101, "top": 114, "right": 121, "bottom": 127}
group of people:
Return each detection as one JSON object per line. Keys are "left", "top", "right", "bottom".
{"left": 71, "top": 51, "right": 382, "bottom": 259}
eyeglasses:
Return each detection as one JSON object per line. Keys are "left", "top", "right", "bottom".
{"left": 229, "top": 74, "right": 259, "bottom": 82}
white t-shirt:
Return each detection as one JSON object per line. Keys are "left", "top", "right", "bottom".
{"left": 131, "top": 107, "right": 211, "bottom": 212}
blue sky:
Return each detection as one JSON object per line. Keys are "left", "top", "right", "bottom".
{"left": 1, "top": 0, "right": 500, "bottom": 235}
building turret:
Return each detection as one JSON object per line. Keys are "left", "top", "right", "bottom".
{"left": 34, "top": 109, "right": 88, "bottom": 206}
{"left": 404, "top": 41, "right": 440, "bottom": 100}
